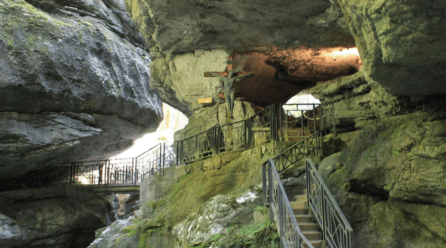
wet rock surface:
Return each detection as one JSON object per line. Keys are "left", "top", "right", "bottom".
{"left": 0, "top": 185, "right": 111, "bottom": 248}
{"left": 0, "top": 0, "right": 162, "bottom": 181}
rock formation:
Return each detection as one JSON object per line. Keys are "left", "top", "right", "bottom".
{"left": 0, "top": 185, "right": 111, "bottom": 248}
{"left": 0, "top": 0, "right": 163, "bottom": 182}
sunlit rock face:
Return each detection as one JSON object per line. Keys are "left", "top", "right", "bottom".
{"left": 0, "top": 0, "right": 162, "bottom": 181}
{"left": 336, "top": 0, "right": 446, "bottom": 95}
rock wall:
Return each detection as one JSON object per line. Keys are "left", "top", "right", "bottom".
{"left": 312, "top": 69, "right": 446, "bottom": 247}
{"left": 174, "top": 100, "right": 255, "bottom": 142}
{"left": 0, "top": 0, "right": 163, "bottom": 181}
{"left": 336, "top": 0, "right": 446, "bottom": 95}
{"left": 124, "top": 0, "right": 352, "bottom": 56}
{"left": 0, "top": 185, "right": 111, "bottom": 248}
{"left": 318, "top": 113, "right": 446, "bottom": 247}
{"left": 308, "top": 70, "right": 424, "bottom": 131}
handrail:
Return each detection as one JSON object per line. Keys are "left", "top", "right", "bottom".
{"left": 263, "top": 159, "right": 314, "bottom": 248}
{"left": 271, "top": 132, "right": 322, "bottom": 172}
{"left": 306, "top": 159, "right": 353, "bottom": 248}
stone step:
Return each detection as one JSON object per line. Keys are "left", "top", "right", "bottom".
{"left": 295, "top": 194, "right": 307, "bottom": 202}
{"left": 298, "top": 223, "right": 320, "bottom": 232}
{"left": 302, "top": 231, "right": 322, "bottom": 240}
{"left": 302, "top": 240, "right": 326, "bottom": 248}
{"left": 295, "top": 214, "right": 314, "bottom": 223}
{"left": 290, "top": 200, "right": 307, "bottom": 209}
{"left": 292, "top": 207, "right": 310, "bottom": 215}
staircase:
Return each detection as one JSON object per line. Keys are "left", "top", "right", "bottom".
{"left": 263, "top": 135, "right": 353, "bottom": 248}
{"left": 291, "top": 189, "right": 325, "bottom": 248}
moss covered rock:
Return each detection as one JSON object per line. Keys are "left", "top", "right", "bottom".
{"left": 336, "top": 0, "right": 446, "bottom": 95}
{"left": 0, "top": 0, "right": 162, "bottom": 182}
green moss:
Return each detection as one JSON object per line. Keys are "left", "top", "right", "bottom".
{"left": 383, "top": 184, "right": 392, "bottom": 191}
{"left": 254, "top": 205, "right": 268, "bottom": 215}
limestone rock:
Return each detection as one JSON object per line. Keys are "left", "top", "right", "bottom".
{"left": 173, "top": 191, "right": 260, "bottom": 246}
{"left": 0, "top": 0, "right": 162, "bottom": 181}
{"left": 319, "top": 113, "right": 446, "bottom": 247}
{"left": 0, "top": 186, "right": 110, "bottom": 248}
{"left": 309, "top": 71, "right": 422, "bottom": 130}
{"left": 124, "top": 0, "right": 352, "bottom": 56}
{"left": 174, "top": 100, "right": 255, "bottom": 142}
{"left": 336, "top": 0, "right": 446, "bottom": 95}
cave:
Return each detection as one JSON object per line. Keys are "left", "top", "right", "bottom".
{"left": 1, "top": 0, "right": 446, "bottom": 248}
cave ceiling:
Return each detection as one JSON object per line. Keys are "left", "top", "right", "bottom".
{"left": 125, "top": 0, "right": 446, "bottom": 115}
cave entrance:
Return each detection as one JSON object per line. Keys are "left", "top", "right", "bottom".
{"left": 111, "top": 103, "right": 188, "bottom": 159}
{"left": 283, "top": 92, "right": 321, "bottom": 118}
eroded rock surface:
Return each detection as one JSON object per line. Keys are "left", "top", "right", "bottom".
{"left": 318, "top": 113, "right": 446, "bottom": 247}
{"left": 0, "top": 0, "right": 162, "bottom": 181}
{"left": 124, "top": 0, "right": 352, "bottom": 56}
{"left": 0, "top": 185, "right": 111, "bottom": 248}
{"left": 337, "top": 0, "right": 446, "bottom": 95}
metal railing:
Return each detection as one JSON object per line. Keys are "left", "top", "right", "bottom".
{"left": 263, "top": 132, "right": 352, "bottom": 248}
{"left": 175, "top": 103, "right": 334, "bottom": 165}
{"left": 263, "top": 158, "right": 314, "bottom": 248}
{"left": 306, "top": 159, "right": 353, "bottom": 248}
{"left": 0, "top": 143, "right": 176, "bottom": 190}
{"left": 278, "top": 103, "right": 335, "bottom": 142}
{"left": 271, "top": 132, "right": 322, "bottom": 172}
{"left": 0, "top": 103, "right": 336, "bottom": 191}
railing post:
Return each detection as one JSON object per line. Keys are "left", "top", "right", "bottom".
{"left": 278, "top": 104, "right": 282, "bottom": 141}
{"left": 301, "top": 108, "right": 304, "bottom": 137}
{"left": 262, "top": 162, "right": 267, "bottom": 206}
{"left": 320, "top": 105, "right": 324, "bottom": 133}
{"left": 270, "top": 104, "right": 277, "bottom": 141}
{"left": 313, "top": 104, "right": 317, "bottom": 134}
{"left": 162, "top": 143, "right": 166, "bottom": 175}
{"left": 322, "top": 188, "right": 327, "bottom": 242}
{"left": 268, "top": 160, "right": 274, "bottom": 224}
{"left": 278, "top": 189, "right": 284, "bottom": 237}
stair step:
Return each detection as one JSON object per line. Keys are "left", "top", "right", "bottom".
{"left": 298, "top": 223, "right": 320, "bottom": 232}
{"left": 292, "top": 207, "right": 310, "bottom": 215}
{"left": 290, "top": 200, "right": 307, "bottom": 209}
{"left": 295, "top": 194, "right": 307, "bottom": 202}
{"left": 295, "top": 214, "right": 314, "bottom": 223}
{"left": 302, "top": 231, "right": 322, "bottom": 240}
{"left": 302, "top": 240, "right": 326, "bottom": 248}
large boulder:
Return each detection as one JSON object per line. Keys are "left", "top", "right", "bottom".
{"left": 0, "top": 185, "right": 111, "bottom": 248}
{"left": 336, "top": 0, "right": 446, "bottom": 95}
{"left": 0, "top": 0, "right": 163, "bottom": 181}
{"left": 318, "top": 113, "right": 446, "bottom": 247}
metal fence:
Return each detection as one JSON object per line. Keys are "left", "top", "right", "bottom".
{"left": 306, "top": 159, "right": 353, "bottom": 248}
{"left": 271, "top": 132, "right": 322, "bottom": 172}
{"left": 1, "top": 103, "right": 336, "bottom": 190}
{"left": 175, "top": 103, "right": 334, "bottom": 165}
{"left": 278, "top": 103, "right": 335, "bottom": 142}
{"left": 263, "top": 158, "right": 315, "bottom": 248}
{"left": 263, "top": 132, "right": 352, "bottom": 248}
